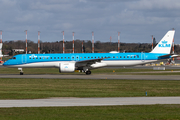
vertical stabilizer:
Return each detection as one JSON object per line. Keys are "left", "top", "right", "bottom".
{"left": 150, "top": 30, "right": 175, "bottom": 54}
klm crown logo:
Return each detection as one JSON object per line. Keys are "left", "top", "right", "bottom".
{"left": 158, "top": 40, "right": 170, "bottom": 47}
{"left": 161, "top": 40, "right": 168, "bottom": 44}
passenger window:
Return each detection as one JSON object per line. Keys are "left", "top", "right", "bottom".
{"left": 40, "top": 57, "right": 41, "bottom": 59}
{"left": 58, "top": 57, "right": 59, "bottom": 59}
{"left": 51, "top": 57, "right": 52, "bottom": 59}
{"left": 47, "top": 57, "right": 48, "bottom": 59}
{"left": 116, "top": 56, "right": 118, "bottom": 58}
{"left": 54, "top": 57, "right": 56, "bottom": 59}
{"left": 124, "top": 56, "right": 125, "bottom": 58}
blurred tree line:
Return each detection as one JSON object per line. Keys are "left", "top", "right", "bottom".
{"left": 2, "top": 39, "right": 180, "bottom": 55}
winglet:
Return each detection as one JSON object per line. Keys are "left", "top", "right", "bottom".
{"left": 150, "top": 30, "right": 175, "bottom": 54}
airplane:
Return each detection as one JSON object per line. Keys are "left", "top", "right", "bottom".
{"left": 3, "top": 30, "right": 176, "bottom": 75}
{"left": 0, "top": 43, "right": 9, "bottom": 57}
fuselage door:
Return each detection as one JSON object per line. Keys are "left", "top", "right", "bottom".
{"left": 22, "top": 55, "right": 27, "bottom": 63}
{"left": 141, "top": 53, "right": 145, "bottom": 62}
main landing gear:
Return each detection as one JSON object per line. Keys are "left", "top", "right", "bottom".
{"left": 18, "top": 68, "right": 23, "bottom": 75}
{"left": 83, "top": 67, "right": 91, "bottom": 75}
{"left": 85, "top": 70, "right": 91, "bottom": 75}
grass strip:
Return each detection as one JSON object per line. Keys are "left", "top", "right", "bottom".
{"left": 0, "top": 78, "right": 180, "bottom": 99}
{"left": 0, "top": 105, "right": 180, "bottom": 120}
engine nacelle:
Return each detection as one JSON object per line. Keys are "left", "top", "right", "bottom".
{"left": 59, "top": 63, "right": 75, "bottom": 73}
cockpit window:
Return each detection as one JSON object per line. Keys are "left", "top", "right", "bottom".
{"left": 12, "top": 57, "right": 16, "bottom": 59}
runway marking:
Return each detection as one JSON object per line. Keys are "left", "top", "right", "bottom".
{"left": 0, "top": 97, "right": 180, "bottom": 108}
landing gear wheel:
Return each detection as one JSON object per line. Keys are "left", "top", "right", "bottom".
{"left": 18, "top": 68, "right": 23, "bottom": 75}
{"left": 86, "top": 71, "right": 91, "bottom": 75}
{"left": 20, "top": 72, "right": 23, "bottom": 75}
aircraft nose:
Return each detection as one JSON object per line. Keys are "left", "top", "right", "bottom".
{"left": 3, "top": 61, "right": 9, "bottom": 66}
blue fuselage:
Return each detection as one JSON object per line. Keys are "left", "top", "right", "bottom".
{"left": 3, "top": 52, "right": 169, "bottom": 68}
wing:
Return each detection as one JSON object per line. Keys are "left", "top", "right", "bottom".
{"left": 75, "top": 57, "right": 109, "bottom": 69}
{"left": 76, "top": 58, "right": 103, "bottom": 67}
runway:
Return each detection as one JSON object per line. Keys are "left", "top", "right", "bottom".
{"left": 0, "top": 74, "right": 180, "bottom": 80}
{"left": 1, "top": 97, "right": 180, "bottom": 108}
{"left": 1, "top": 73, "right": 180, "bottom": 107}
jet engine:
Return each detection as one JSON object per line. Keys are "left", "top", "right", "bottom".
{"left": 59, "top": 63, "right": 75, "bottom": 73}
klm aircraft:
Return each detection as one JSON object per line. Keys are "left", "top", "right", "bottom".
{"left": 3, "top": 30, "right": 175, "bottom": 75}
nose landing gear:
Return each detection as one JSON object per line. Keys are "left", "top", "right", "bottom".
{"left": 18, "top": 68, "right": 23, "bottom": 75}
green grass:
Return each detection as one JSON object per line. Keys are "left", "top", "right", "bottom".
{"left": 1, "top": 67, "right": 180, "bottom": 120}
{"left": 0, "top": 105, "right": 180, "bottom": 120}
{"left": 0, "top": 78, "right": 180, "bottom": 99}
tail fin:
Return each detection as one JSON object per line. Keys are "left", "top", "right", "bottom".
{"left": 150, "top": 30, "right": 175, "bottom": 54}
{"left": 0, "top": 43, "right": 2, "bottom": 55}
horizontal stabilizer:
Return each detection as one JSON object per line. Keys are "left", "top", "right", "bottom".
{"left": 158, "top": 54, "right": 180, "bottom": 59}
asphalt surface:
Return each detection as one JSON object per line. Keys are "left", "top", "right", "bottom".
{"left": 1, "top": 97, "right": 180, "bottom": 108}
{"left": 0, "top": 74, "right": 180, "bottom": 80}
